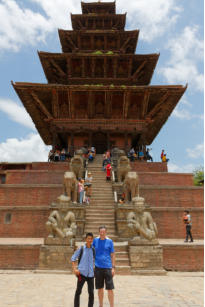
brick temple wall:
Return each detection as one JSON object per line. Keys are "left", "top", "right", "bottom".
{"left": 0, "top": 208, "right": 49, "bottom": 238}
{"left": 5, "top": 170, "right": 193, "bottom": 186}
{"left": 152, "top": 208, "right": 204, "bottom": 239}
{"left": 0, "top": 162, "right": 203, "bottom": 239}
{"left": 0, "top": 185, "right": 202, "bottom": 208}
{"left": 131, "top": 162, "right": 168, "bottom": 172}
{"left": 0, "top": 245, "right": 40, "bottom": 269}
{"left": 138, "top": 172, "right": 194, "bottom": 186}
{"left": 0, "top": 243, "right": 203, "bottom": 271}
{"left": 163, "top": 244, "right": 204, "bottom": 271}
{"left": 5, "top": 171, "right": 65, "bottom": 184}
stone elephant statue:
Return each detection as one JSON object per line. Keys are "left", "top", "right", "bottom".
{"left": 123, "top": 171, "right": 139, "bottom": 202}
{"left": 70, "top": 155, "right": 84, "bottom": 179}
{"left": 117, "top": 155, "right": 131, "bottom": 182}
{"left": 64, "top": 172, "right": 78, "bottom": 203}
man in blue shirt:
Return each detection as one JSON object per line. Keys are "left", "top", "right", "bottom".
{"left": 71, "top": 232, "right": 95, "bottom": 307}
{"left": 93, "top": 226, "right": 115, "bottom": 307}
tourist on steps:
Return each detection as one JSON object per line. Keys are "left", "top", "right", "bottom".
{"left": 85, "top": 171, "right": 93, "bottom": 197}
{"left": 78, "top": 179, "right": 84, "bottom": 204}
{"left": 105, "top": 162, "right": 112, "bottom": 181}
{"left": 92, "top": 226, "right": 115, "bottom": 307}
{"left": 71, "top": 232, "right": 95, "bottom": 307}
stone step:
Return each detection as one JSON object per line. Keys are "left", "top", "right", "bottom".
{"left": 85, "top": 225, "right": 115, "bottom": 232}
{"left": 84, "top": 227, "right": 116, "bottom": 232}
{"left": 89, "top": 199, "right": 115, "bottom": 203}
{"left": 85, "top": 224, "right": 115, "bottom": 228}
{"left": 89, "top": 205, "right": 115, "bottom": 208}
{"left": 113, "top": 244, "right": 129, "bottom": 252}
{"left": 86, "top": 213, "right": 115, "bottom": 216}
{"left": 86, "top": 208, "right": 115, "bottom": 211}
{"left": 89, "top": 198, "right": 114, "bottom": 201}
{"left": 86, "top": 217, "right": 115, "bottom": 221}
{"left": 115, "top": 252, "right": 129, "bottom": 259}
{"left": 116, "top": 259, "right": 130, "bottom": 266}
{"left": 115, "top": 266, "right": 131, "bottom": 275}
{"left": 86, "top": 216, "right": 115, "bottom": 221}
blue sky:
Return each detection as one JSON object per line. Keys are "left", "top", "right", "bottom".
{"left": 0, "top": 0, "right": 203, "bottom": 172}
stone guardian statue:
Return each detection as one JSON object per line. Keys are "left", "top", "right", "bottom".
{"left": 127, "top": 196, "right": 158, "bottom": 242}
{"left": 123, "top": 171, "right": 139, "bottom": 202}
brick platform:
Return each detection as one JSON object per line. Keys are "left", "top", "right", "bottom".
{"left": 0, "top": 160, "right": 203, "bottom": 271}
{"left": 0, "top": 238, "right": 203, "bottom": 272}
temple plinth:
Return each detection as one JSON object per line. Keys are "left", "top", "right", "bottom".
{"left": 13, "top": 1, "right": 186, "bottom": 153}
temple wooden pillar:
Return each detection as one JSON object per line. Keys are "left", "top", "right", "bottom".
{"left": 107, "top": 132, "right": 110, "bottom": 150}
{"left": 124, "top": 131, "right": 128, "bottom": 152}
{"left": 89, "top": 132, "right": 92, "bottom": 147}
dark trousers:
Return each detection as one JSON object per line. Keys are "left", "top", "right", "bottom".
{"left": 74, "top": 275, "right": 94, "bottom": 307}
{"left": 185, "top": 225, "right": 193, "bottom": 241}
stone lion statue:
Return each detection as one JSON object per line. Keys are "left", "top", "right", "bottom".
{"left": 127, "top": 197, "right": 158, "bottom": 241}
{"left": 64, "top": 171, "right": 78, "bottom": 203}
{"left": 46, "top": 195, "right": 77, "bottom": 239}
{"left": 70, "top": 154, "right": 84, "bottom": 179}
{"left": 117, "top": 155, "right": 131, "bottom": 182}
{"left": 123, "top": 171, "right": 139, "bottom": 202}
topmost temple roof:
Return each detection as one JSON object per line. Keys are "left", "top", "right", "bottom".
{"left": 81, "top": 1, "right": 116, "bottom": 14}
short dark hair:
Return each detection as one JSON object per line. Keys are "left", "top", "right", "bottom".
{"left": 184, "top": 210, "right": 189, "bottom": 214}
{"left": 85, "top": 232, "right": 93, "bottom": 238}
{"left": 99, "top": 225, "right": 107, "bottom": 231}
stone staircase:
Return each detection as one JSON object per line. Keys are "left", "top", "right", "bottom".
{"left": 83, "top": 154, "right": 131, "bottom": 274}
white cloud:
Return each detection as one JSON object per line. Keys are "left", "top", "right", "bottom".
{"left": 0, "top": 0, "right": 54, "bottom": 52}
{"left": 186, "top": 143, "right": 204, "bottom": 159}
{"left": 159, "top": 26, "right": 204, "bottom": 91}
{"left": 0, "top": 0, "right": 182, "bottom": 52}
{"left": 168, "top": 162, "right": 196, "bottom": 173}
{"left": 0, "top": 134, "right": 51, "bottom": 162}
{"left": 172, "top": 107, "right": 204, "bottom": 121}
{"left": 117, "top": 0, "right": 181, "bottom": 41}
{"left": 0, "top": 98, "right": 35, "bottom": 130}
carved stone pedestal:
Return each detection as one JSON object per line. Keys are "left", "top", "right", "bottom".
{"left": 39, "top": 241, "right": 74, "bottom": 271}
{"left": 129, "top": 239, "right": 166, "bottom": 275}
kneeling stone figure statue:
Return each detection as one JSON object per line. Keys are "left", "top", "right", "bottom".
{"left": 127, "top": 196, "right": 158, "bottom": 242}
{"left": 46, "top": 195, "right": 77, "bottom": 239}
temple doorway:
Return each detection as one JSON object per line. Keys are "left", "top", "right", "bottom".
{"left": 92, "top": 132, "right": 107, "bottom": 154}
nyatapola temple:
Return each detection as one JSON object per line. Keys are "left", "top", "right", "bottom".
{"left": 0, "top": 1, "right": 202, "bottom": 273}
{"left": 13, "top": 1, "right": 186, "bottom": 153}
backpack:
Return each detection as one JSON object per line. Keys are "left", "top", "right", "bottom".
{"left": 78, "top": 245, "right": 95, "bottom": 265}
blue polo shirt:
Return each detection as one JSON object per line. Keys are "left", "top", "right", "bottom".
{"left": 71, "top": 245, "right": 94, "bottom": 277}
{"left": 92, "top": 237, "right": 114, "bottom": 269}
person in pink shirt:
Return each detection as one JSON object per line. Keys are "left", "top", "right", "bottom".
{"left": 78, "top": 179, "right": 84, "bottom": 204}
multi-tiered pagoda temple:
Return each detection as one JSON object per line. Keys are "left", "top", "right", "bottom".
{"left": 13, "top": 1, "right": 186, "bottom": 153}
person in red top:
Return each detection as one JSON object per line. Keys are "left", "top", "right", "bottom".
{"left": 106, "top": 163, "right": 112, "bottom": 181}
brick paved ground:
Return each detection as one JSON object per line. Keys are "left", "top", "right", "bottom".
{"left": 0, "top": 271, "right": 203, "bottom": 307}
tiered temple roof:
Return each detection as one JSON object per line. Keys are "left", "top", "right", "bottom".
{"left": 13, "top": 1, "right": 186, "bottom": 151}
